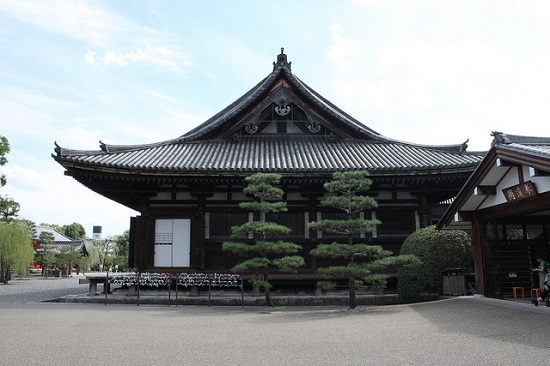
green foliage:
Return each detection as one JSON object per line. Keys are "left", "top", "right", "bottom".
{"left": 111, "top": 230, "right": 130, "bottom": 270}
{"left": 19, "top": 220, "right": 37, "bottom": 238}
{"left": 249, "top": 278, "right": 272, "bottom": 290}
{"left": 57, "top": 242, "right": 83, "bottom": 275}
{"left": 37, "top": 231, "right": 57, "bottom": 276}
{"left": 230, "top": 222, "right": 291, "bottom": 239}
{"left": 0, "top": 137, "right": 21, "bottom": 224}
{"left": 239, "top": 201, "right": 287, "bottom": 213}
{"left": 78, "top": 243, "right": 99, "bottom": 272}
{"left": 0, "top": 136, "right": 9, "bottom": 187}
{"left": 397, "top": 226, "right": 472, "bottom": 301}
{"left": 222, "top": 173, "right": 304, "bottom": 306}
{"left": 323, "top": 171, "right": 374, "bottom": 196}
{"left": 231, "top": 257, "right": 271, "bottom": 272}
{"left": 0, "top": 220, "right": 34, "bottom": 282}
{"left": 321, "top": 196, "right": 378, "bottom": 215}
{"left": 0, "top": 196, "right": 20, "bottom": 222}
{"left": 309, "top": 219, "right": 378, "bottom": 237}
{"left": 62, "top": 222, "right": 86, "bottom": 240}
{"left": 309, "top": 171, "right": 380, "bottom": 240}
{"left": 309, "top": 170, "right": 418, "bottom": 309}
{"left": 39, "top": 231, "right": 55, "bottom": 244}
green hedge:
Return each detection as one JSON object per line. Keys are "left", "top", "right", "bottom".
{"left": 398, "top": 226, "right": 472, "bottom": 302}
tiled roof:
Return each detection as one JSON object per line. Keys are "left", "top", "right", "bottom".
{"left": 55, "top": 135, "right": 483, "bottom": 174}
{"left": 34, "top": 225, "right": 78, "bottom": 242}
{"left": 492, "top": 132, "right": 550, "bottom": 159}
{"left": 175, "top": 50, "right": 394, "bottom": 143}
{"left": 53, "top": 50, "right": 484, "bottom": 177}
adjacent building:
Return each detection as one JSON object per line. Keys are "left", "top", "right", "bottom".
{"left": 438, "top": 132, "right": 550, "bottom": 298}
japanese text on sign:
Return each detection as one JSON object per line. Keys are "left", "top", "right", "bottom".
{"left": 502, "top": 181, "right": 537, "bottom": 203}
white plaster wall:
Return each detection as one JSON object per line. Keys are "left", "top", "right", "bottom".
{"left": 528, "top": 165, "right": 550, "bottom": 194}
{"left": 479, "top": 164, "right": 550, "bottom": 209}
{"left": 479, "top": 167, "right": 518, "bottom": 209}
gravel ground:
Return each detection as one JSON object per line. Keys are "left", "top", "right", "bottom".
{"left": 0, "top": 273, "right": 87, "bottom": 303}
{"left": 2, "top": 276, "right": 550, "bottom": 365}
{"left": 1, "top": 297, "right": 550, "bottom": 365}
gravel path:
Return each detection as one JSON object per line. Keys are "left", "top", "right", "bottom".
{"left": 1, "top": 297, "right": 550, "bottom": 365}
{"left": 0, "top": 274, "right": 88, "bottom": 303}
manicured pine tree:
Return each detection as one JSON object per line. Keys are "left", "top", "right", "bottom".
{"left": 223, "top": 173, "right": 305, "bottom": 307}
{"left": 309, "top": 170, "right": 418, "bottom": 309}
{"left": 38, "top": 231, "right": 56, "bottom": 278}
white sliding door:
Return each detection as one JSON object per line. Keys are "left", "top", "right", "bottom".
{"left": 154, "top": 219, "right": 191, "bottom": 267}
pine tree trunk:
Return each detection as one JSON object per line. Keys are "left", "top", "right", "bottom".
{"left": 264, "top": 270, "right": 274, "bottom": 307}
{"left": 349, "top": 276, "right": 356, "bottom": 309}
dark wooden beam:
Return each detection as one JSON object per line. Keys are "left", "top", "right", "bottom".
{"left": 475, "top": 185, "right": 496, "bottom": 195}
{"left": 475, "top": 191, "right": 550, "bottom": 221}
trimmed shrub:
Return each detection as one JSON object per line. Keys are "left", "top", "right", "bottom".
{"left": 398, "top": 226, "right": 472, "bottom": 302}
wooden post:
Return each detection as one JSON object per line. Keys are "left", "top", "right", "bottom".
{"left": 472, "top": 218, "right": 486, "bottom": 296}
{"left": 168, "top": 275, "right": 172, "bottom": 307}
{"left": 137, "top": 272, "right": 141, "bottom": 306}
{"left": 104, "top": 271, "right": 109, "bottom": 305}
{"left": 175, "top": 274, "right": 179, "bottom": 307}
{"left": 241, "top": 278, "right": 244, "bottom": 307}
{"left": 208, "top": 274, "right": 212, "bottom": 307}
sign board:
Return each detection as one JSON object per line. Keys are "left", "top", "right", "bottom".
{"left": 502, "top": 181, "right": 537, "bottom": 203}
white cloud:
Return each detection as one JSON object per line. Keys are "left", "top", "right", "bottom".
{"left": 2, "top": 165, "right": 49, "bottom": 191}
{"left": 85, "top": 45, "right": 193, "bottom": 73}
{"left": 327, "top": 23, "right": 362, "bottom": 73}
{"left": 0, "top": 0, "right": 117, "bottom": 45}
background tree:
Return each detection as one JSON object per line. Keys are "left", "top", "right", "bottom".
{"left": 38, "top": 231, "right": 56, "bottom": 278}
{"left": 0, "top": 135, "right": 9, "bottom": 187}
{"left": 223, "top": 173, "right": 304, "bottom": 307}
{"left": 0, "top": 136, "right": 20, "bottom": 222}
{"left": 57, "top": 242, "right": 83, "bottom": 276}
{"left": 0, "top": 220, "right": 34, "bottom": 283}
{"left": 309, "top": 171, "right": 419, "bottom": 309}
{"left": 94, "top": 238, "right": 115, "bottom": 271}
{"left": 111, "top": 230, "right": 130, "bottom": 271}
{"left": 78, "top": 243, "right": 99, "bottom": 273}
{"left": 20, "top": 219, "right": 37, "bottom": 238}
{"left": 398, "top": 226, "right": 472, "bottom": 302}
{"left": 62, "top": 222, "right": 86, "bottom": 240}
{"left": 0, "top": 136, "right": 30, "bottom": 282}
{"left": 0, "top": 196, "right": 20, "bottom": 222}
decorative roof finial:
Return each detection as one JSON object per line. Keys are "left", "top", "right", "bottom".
{"left": 273, "top": 47, "right": 291, "bottom": 71}
{"left": 491, "top": 131, "right": 510, "bottom": 146}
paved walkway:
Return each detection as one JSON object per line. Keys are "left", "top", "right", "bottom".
{"left": 0, "top": 273, "right": 86, "bottom": 303}
{"left": 1, "top": 275, "right": 550, "bottom": 365}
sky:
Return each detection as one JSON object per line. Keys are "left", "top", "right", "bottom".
{"left": 1, "top": 0, "right": 550, "bottom": 238}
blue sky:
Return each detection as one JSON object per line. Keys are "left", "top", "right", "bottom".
{"left": 1, "top": 0, "right": 550, "bottom": 238}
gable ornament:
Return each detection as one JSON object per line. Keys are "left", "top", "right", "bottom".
{"left": 274, "top": 96, "right": 291, "bottom": 116}
{"left": 307, "top": 119, "right": 321, "bottom": 134}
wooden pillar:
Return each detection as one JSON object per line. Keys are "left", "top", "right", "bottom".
{"left": 132, "top": 216, "right": 154, "bottom": 271}
{"left": 190, "top": 192, "right": 211, "bottom": 269}
{"left": 472, "top": 217, "right": 485, "bottom": 295}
